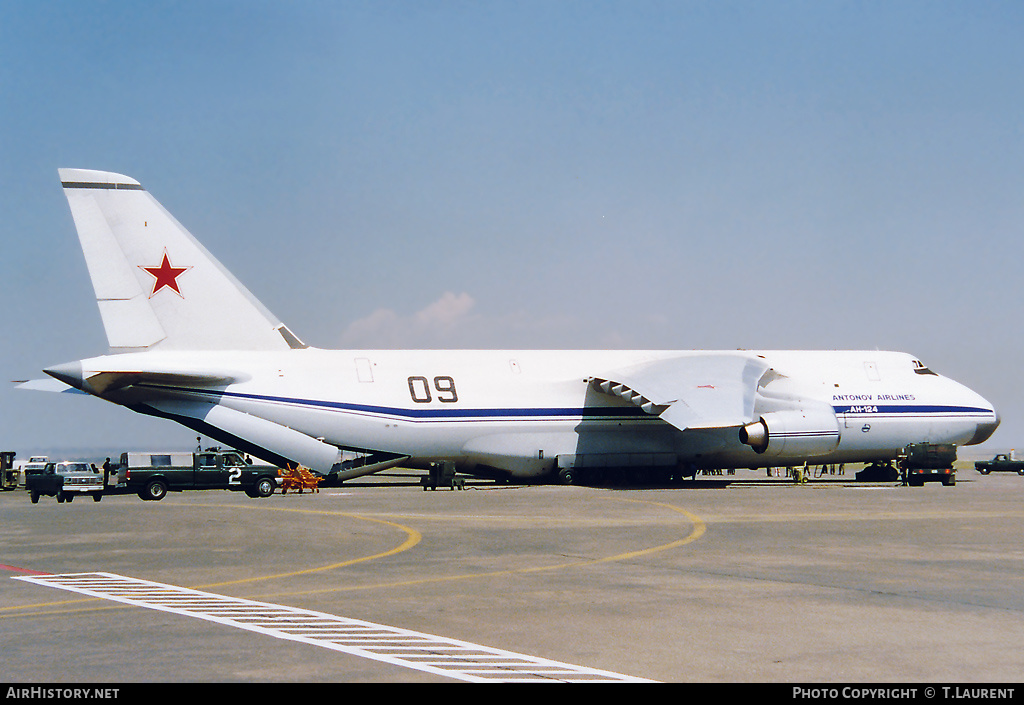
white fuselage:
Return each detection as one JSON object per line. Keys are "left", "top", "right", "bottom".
{"left": 42, "top": 170, "right": 1000, "bottom": 482}
{"left": 68, "top": 348, "right": 998, "bottom": 479}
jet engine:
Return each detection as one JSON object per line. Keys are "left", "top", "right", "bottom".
{"left": 739, "top": 408, "right": 840, "bottom": 457}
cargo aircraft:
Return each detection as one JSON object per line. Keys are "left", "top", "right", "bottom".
{"left": 18, "top": 169, "right": 1000, "bottom": 484}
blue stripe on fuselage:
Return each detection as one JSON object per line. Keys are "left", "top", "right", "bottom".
{"left": 136, "top": 384, "right": 651, "bottom": 421}
{"left": 135, "top": 385, "right": 992, "bottom": 423}
{"left": 836, "top": 404, "right": 992, "bottom": 416}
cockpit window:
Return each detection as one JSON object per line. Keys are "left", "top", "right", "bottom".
{"left": 912, "top": 359, "right": 938, "bottom": 376}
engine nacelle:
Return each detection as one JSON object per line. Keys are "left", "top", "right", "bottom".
{"left": 739, "top": 409, "right": 840, "bottom": 458}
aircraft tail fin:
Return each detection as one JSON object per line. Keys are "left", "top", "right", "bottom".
{"left": 58, "top": 168, "right": 306, "bottom": 352}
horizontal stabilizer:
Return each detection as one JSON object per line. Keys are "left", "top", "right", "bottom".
{"left": 591, "top": 353, "right": 771, "bottom": 431}
{"left": 43, "top": 361, "right": 246, "bottom": 395}
{"left": 14, "top": 378, "right": 87, "bottom": 394}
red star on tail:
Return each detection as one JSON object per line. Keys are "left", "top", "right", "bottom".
{"left": 140, "top": 250, "right": 190, "bottom": 298}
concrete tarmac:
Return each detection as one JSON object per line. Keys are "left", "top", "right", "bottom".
{"left": 3, "top": 468, "right": 1024, "bottom": 683}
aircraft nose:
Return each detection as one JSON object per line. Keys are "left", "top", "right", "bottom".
{"left": 969, "top": 409, "right": 1000, "bottom": 446}
{"left": 964, "top": 387, "right": 1000, "bottom": 445}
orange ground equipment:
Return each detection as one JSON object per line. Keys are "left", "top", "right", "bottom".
{"left": 280, "top": 465, "right": 322, "bottom": 494}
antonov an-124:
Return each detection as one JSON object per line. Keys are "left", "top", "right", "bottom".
{"left": 18, "top": 169, "right": 1000, "bottom": 484}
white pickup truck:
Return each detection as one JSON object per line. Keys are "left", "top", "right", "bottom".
{"left": 25, "top": 461, "right": 104, "bottom": 503}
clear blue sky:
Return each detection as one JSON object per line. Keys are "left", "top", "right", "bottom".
{"left": 3, "top": 1, "right": 1023, "bottom": 457}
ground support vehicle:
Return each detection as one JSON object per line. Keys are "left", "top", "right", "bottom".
{"left": 279, "top": 466, "right": 323, "bottom": 493}
{"left": 1, "top": 451, "right": 16, "bottom": 490}
{"left": 898, "top": 442, "right": 957, "bottom": 486}
{"left": 421, "top": 461, "right": 465, "bottom": 490}
{"left": 122, "top": 449, "right": 281, "bottom": 501}
{"left": 974, "top": 453, "right": 1024, "bottom": 475}
{"left": 19, "top": 456, "right": 48, "bottom": 489}
{"left": 25, "top": 461, "right": 104, "bottom": 503}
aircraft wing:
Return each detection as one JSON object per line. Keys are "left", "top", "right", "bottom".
{"left": 590, "top": 353, "right": 771, "bottom": 431}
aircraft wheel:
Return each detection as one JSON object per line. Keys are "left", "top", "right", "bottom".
{"left": 30, "top": 491, "right": 39, "bottom": 504}
{"left": 556, "top": 467, "right": 575, "bottom": 485}
{"left": 93, "top": 493, "right": 102, "bottom": 502}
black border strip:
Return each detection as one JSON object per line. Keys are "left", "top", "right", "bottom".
{"left": 61, "top": 181, "right": 145, "bottom": 191}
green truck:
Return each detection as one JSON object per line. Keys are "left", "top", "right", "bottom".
{"left": 121, "top": 449, "right": 280, "bottom": 501}
{"left": 974, "top": 453, "right": 1024, "bottom": 475}
{"left": 898, "top": 442, "right": 958, "bottom": 486}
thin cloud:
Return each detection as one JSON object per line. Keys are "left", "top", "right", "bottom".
{"left": 336, "top": 291, "right": 618, "bottom": 349}
{"left": 338, "top": 292, "right": 479, "bottom": 348}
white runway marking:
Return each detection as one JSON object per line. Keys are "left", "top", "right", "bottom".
{"left": 15, "top": 572, "right": 652, "bottom": 683}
